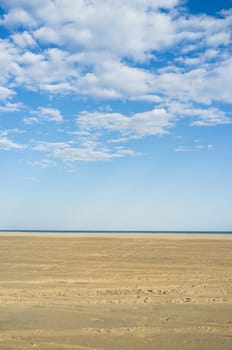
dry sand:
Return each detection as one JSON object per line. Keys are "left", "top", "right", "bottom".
{"left": 0, "top": 233, "right": 232, "bottom": 349}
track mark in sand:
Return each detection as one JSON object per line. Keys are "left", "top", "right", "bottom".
{"left": 121, "top": 249, "right": 138, "bottom": 258}
{"left": 1, "top": 285, "right": 232, "bottom": 307}
{"left": 27, "top": 341, "right": 98, "bottom": 350}
{"left": 2, "top": 325, "right": 232, "bottom": 338}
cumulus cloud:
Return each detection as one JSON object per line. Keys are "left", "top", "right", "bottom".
{"left": 78, "top": 108, "right": 171, "bottom": 138}
{"left": 0, "top": 7, "right": 37, "bottom": 28}
{"left": 33, "top": 141, "right": 135, "bottom": 162}
{"left": 0, "top": 136, "right": 25, "bottom": 150}
{"left": 0, "top": 38, "right": 21, "bottom": 89}
{"left": 0, "top": 0, "right": 231, "bottom": 105}
{"left": 164, "top": 102, "right": 232, "bottom": 126}
{"left": 23, "top": 117, "right": 40, "bottom": 125}
{"left": 190, "top": 109, "right": 231, "bottom": 126}
{"left": 0, "top": 101, "right": 24, "bottom": 112}
{"left": 0, "top": 0, "right": 178, "bottom": 64}
{"left": 12, "top": 31, "right": 36, "bottom": 48}
{"left": 37, "top": 107, "right": 63, "bottom": 122}
{"left": 0, "top": 0, "right": 231, "bottom": 163}
{"left": 24, "top": 107, "right": 64, "bottom": 124}
{"left": 13, "top": 48, "right": 79, "bottom": 92}
{"left": 28, "top": 107, "right": 170, "bottom": 163}
{"left": 0, "top": 86, "right": 15, "bottom": 101}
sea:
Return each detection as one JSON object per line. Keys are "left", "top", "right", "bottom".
{"left": 0, "top": 230, "right": 232, "bottom": 234}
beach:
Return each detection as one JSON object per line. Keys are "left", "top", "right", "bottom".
{"left": 0, "top": 233, "right": 232, "bottom": 349}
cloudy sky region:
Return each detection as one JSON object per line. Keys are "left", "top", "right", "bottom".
{"left": 0, "top": 0, "right": 232, "bottom": 230}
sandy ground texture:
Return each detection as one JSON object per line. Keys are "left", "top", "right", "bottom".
{"left": 0, "top": 233, "right": 232, "bottom": 350}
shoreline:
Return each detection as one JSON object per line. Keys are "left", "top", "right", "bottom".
{"left": 0, "top": 231, "right": 232, "bottom": 239}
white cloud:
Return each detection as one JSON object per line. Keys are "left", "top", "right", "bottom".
{"left": 33, "top": 141, "right": 135, "bottom": 162}
{"left": 192, "top": 118, "right": 231, "bottom": 127}
{"left": 24, "top": 107, "right": 64, "bottom": 124}
{"left": 0, "top": 86, "right": 15, "bottom": 101}
{"left": 175, "top": 142, "right": 214, "bottom": 152}
{"left": 0, "top": 129, "right": 25, "bottom": 138}
{"left": 1, "top": 1, "right": 180, "bottom": 60}
{"left": 37, "top": 107, "right": 63, "bottom": 122}
{"left": 0, "top": 8, "right": 37, "bottom": 28}
{"left": 12, "top": 31, "right": 37, "bottom": 48}
{"left": 150, "top": 55, "right": 232, "bottom": 105}
{"left": 206, "top": 32, "right": 231, "bottom": 47}
{"left": 77, "top": 108, "right": 171, "bottom": 138}
{"left": 204, "top": 57, "right": 232, "bottom": 104}
{"left": 34, "top": 26, "right": 60, "bottom": 45}
{"left": 0, "top": 38, "right": 21, "bottom": 90}
{"left": 175, "top": 140, "right": 213, "bottom": 152}
{"left": 27, "top": 158, "right": 57, "bottom": 168}
{"left": 0, "top": 0, "right": 231, "bottom": 165}
{"left": 0, "top": 136, "right": 25, "bottom": 150}
{"left": 0, "top": 101, "right": 23, "bottom": 112}
{"left": 0, "top": 1, "right": 231, "bottom": 105}
{"left": 190, "top": 109, "right": 231, "bottom": 126}
{"left": 78, "top": 60, "right": 156, "bottom": 99}
{"left": 175, "top": 146, "right": 193, "bottom": 152}
{"left": 52, "top": 147, "right": 124, "bottom": 162}
{"left": 176, "top": 49, "right": 220, "bottom": 67}
{"left": 176, "top": 12, "right": 232, "bottom": 48}
{"left": 23, "top": 117, "right": 40, "bottom": 125}
{"left": 164, "top": 102, "right": 232, "bottom": 126}
{"left": 13, "top": 48, "right": 80, "bottom": 93}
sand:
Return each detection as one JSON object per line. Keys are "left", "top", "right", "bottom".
{"left": 0, "top": 233, "right": 232, "bottom": 349}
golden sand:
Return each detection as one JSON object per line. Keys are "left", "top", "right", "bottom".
{"left": 0, "top": 233, "right": 232, "bottom": 349}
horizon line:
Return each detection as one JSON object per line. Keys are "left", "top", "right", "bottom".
{"left": 1, "top": 230, "right": 232, "bottom": 234}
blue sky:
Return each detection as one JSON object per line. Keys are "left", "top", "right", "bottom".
{"left": 0, "top": 0, "right": 231, "bottom": 230}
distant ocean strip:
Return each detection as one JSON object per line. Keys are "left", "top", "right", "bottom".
{"left": 0, "top": 230, "right": 232, "bottom": 234}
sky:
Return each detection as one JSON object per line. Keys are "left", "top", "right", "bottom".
{"left": 0, "top": 0, "right": 232, "bottom": 231}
